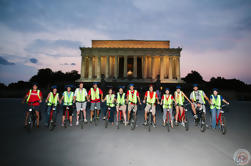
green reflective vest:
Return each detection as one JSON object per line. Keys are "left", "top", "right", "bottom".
{"left": 210, "top": 95, "right": 221, "bottom": 109}
{"left": 163, "top": 94, "right": 173, "bottom": 109}
{"left": 90, "top": 88, "right": 100, "bottom": 100}
{"left": 106, "top": 94, "right": 115, "bottom": 107}
{"left": 27, "top": 89, "right": 41, "bottom": 102}
{"left": 128, "top": 90, "right": 137, "bottom": 104}
{"left": 192, "top": 90, "right": 205, "bottom": 104}
{"left": 76, "top": 88, "right": 87, "bottom": 102}
{"left": 47, "top": 92, "right": 58, "bottom": 106}
{"left": 175, "top": 91, "right": 184, "bottom": 105}
{"left": 63, "top": 91, "right": 74, "bottom": 106}
{"left": 117, "top": 93, "right": 125, "bottom": 105}
{"left": 146, "top": 91, "right": 156, "bottom": 104}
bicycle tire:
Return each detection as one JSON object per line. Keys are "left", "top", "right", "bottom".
{"left": 221, "top": 116, "right": 226, "bottom": 135}
{"left": 185, "top": 115, "right": 189, "bottom": 131}
{"left": 94, "top": 110, "right": 97, "bottom": 126}
{"left": 80, "top": 111, "right": 84, "bottom": 129}
{"left": 105, "top": 111, "right": 109, "bottom": 128}
{"left": 148, "top": 113, "right": 151, "bottom": 132}
{"left": 200, "top": 113, "right": 206, "bottom": 132}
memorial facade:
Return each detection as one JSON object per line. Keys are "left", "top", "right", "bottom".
{"left": 78, "top": 40, "right": 183, "bottom": 83}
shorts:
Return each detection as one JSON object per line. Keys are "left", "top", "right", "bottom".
{"left": 76, "top": 102, "right": 87, "bottom": 111}
{"left": 90, "top": 102, "right": 100, "bottom": 111}
{"left": 193, "top": 103, "right": 206, "bottom": 113}
{"left": 26, "top": 105, "right": 40, "bottom": 112}
{"left": 116, "top": 105, "right": 126, "bottom": 112}
{"left": 128, "top": 104, "right": 137, "bottom": 112}
{"left": 145, "top": 103, "right": 156, "bottom": 115}
{"left": 63, "top": 106, "right": 73, "bottom": 116}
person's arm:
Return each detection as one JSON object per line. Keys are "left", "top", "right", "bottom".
{"left": 39, "top": 91, "right": 43, "bottom": 103}
{"left": 143, "top": 92, "right": 147, "bottom": 103}
{"left": 137, "top": 91, "right": 141, "bottom": 104}
{"left": 73, "top": 90, "right": 76, "bottom": 103}
{"left": 100, "top": 89, "right": 103, "bottom": 100}
{"left": 57, "top": 94, "right": 60, "bottom": 103}
{"left": 156, "top": 93, "right": 160, "bottom": 104}
{"left": 102, "top": 95, "right": 107, "bottom": 102}
{"left": 60, "top": 95, "right": 64, "bottom": 104}
{"left": 22, "top": 94, "right": 28, "bottom": 103}
{"left": 45, "top": 93, "right": 50, "bottom": 103}
{"left": 222, "top": 99, "right": 230, "bottom": 105}
{"left": 190, "top": 92, "right": 195, "bottom": 103}
{"left": 183, "top": 92, "right": 192, "bottom": 104}
{"left": 204, "top": 93, "right": 211, "bottom": 104}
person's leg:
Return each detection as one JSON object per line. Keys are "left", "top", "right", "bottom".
{"left": 175, "top": 105, "right": 179, "bottom": 123}
{"left": 62, "top": 107, "right": 66, "bottom": 125}
{"left": 83, "top": 102, "right": 87, "bottom": 121}
{"left": 163, "top": 108, "right": 167, "bottom": 124}
{"left": 116, "top": 106, "right": 119, "bottom": 122}
{"left": 69, "top": 107, "right": 73, "bottom": 125}
{"left": 179, "top": 106, "right": 184, "bottom": 123}
{"left": 96, "top": 102, "right": 101, "bottom": 118}
{"left": 191, "top": 103, "right": 197, "bottom": 115}
{"left": 128, "top": 104, "right": 132, "bottom": 121}
{"left": 90, "top": 103, "right": 94, "bottom": 121}
{"left": 46, "top": 106, "right": 51, "bottom": 125}
{"left": 144, "top": 104, "right": 149, "bottom": 121}
{"left": 216, "top": 109, "right": 221, "bottom": 129}
{"left": 169, "top": 108, "right": 174, "bottom": 127}
{"left": 152, "top": 105, "right": 156, "bottom": 124}
{"left": 109, "top": 107, "right": 115, "bottom": 124}
{"left": 35, "top": 110, "right": 40, "bottom": 127}
{"left": 122, "top": 105, "right": 127, "bottom": 124}
{"left": 211, "top": 108, "right": 216, "bottom": 129}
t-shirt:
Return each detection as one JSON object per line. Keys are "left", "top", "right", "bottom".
{"left": 26, "top": 90, "right": 42, "bottom": 106}
{"left": 88, "top": 88, "right": 103, "bottom": 103}
{"left": 74, "top": 88, "right": 87, "bottom": 97}
{"left": 190, "top": 90, "right": 205, "bottom": 103}
{"left": 144, "top": 91, "right": 158, "bottom": 99}
{"left": 126, "top": 90, "right": 139, "bottom": 97}
{"left": 210, "top": 95, "right": 224, "bottom": 101}
{"left": 161, "top": 94, "right": 174, "bottom": 100}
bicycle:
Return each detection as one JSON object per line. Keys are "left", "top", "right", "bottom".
{"left": 210, "top": 104, "right": 229, "bottom": 135}
{"left": 116, "top": 104, "right": 124, "bottom": 129}
{"left": 128, "top": 102, "right": 137, "bottom": 130}
{"left": 48, "top": 103, "right": 57, "bottom": 131}
{"left": 78, "top": 101, "right": 87, "bottom": 129}
{"left": 177, "top": 103, "right": 189, "bottom": 131}
{"left": 163, "top": 103, "right": 174, "bottom": 132}
{"left": 63, "top": 106, "right": 70, "bottom": 128}
{"left": 194, "top": 102, "right": 206, "bottom": 132}
{"left": 105, "top": 106, "right": 111, "bottom": 128}
{"left": 145, "top": 103, "right": 154, "bottom": 132}
{"left": 25, "top": 101, "right": 40, "bottom": 130}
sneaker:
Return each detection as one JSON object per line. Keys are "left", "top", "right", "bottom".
{"left": 181, "top": 122, "right": 185, "bottom": 127}
{"left": 102, "top": 116, "right": 106, "bottom": 120}
{"left": 162, "top": 122, "right": 166, "bottom": 127}
{"left": 96, "top": 116, "right": 100, "bottom": 120}
{"left": 84, "top": 119, "right": 88, "bottom": 123}
{"left": 36, "top": 125, "right": 39, "bottom": 128}
{"left": 70, "top": 123, "right": 73, "bottom": 127}
{"left": 144, "top": 121, "right": 147, "bottom": 126}
{"left": 194, "top": 114, "right": 198, "bottom": 119}
{"left": 175, "top": 121, "right": 178, "bottom": 126}
{"left": 90, "top": 118, "right": 93, "bottom": 123}
{"left": 153, "top": 123, "right": 157, "bottom": 128}
{"left": 61, "top": 123, "right": 64, "bottom": 127}
{"left": 76, "top": 121, "right": 79, "bottom": 126}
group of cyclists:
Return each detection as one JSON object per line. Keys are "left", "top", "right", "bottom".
{"left": 23, "top": 82, "right": 230, "bottom": 130}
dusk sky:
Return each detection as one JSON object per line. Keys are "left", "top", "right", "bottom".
{"left": 0, "top": 0, "right": 251, "bottom": 85}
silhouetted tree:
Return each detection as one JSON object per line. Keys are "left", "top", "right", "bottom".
{"left": 183, "top": 70, "right": 204, "bottom": 84}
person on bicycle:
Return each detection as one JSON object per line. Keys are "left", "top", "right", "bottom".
{"left": 190, "top": 84, "right": 210, "bottom": 119}
{"left": 45, "top": 85, "right": 59, "bottom": 126}
{"left": 161, "top": 88, "right": 176, "bottom": 128}
{"left": 74, "top": 82, "right": 88, "bottom": 125}
{"left": 116, "top": 86, "right": 127, "bottom": 125}
{"left": 23, "top": 83, "right": 42, "bottom": 128}
{"left": 210, "top": 88, "right": 229, "bottom": 129}
{"left": 88, "top": 82, "right": 103, "bottom": 122}
{"left": 174, "top": 85, "right": 192, "bottom": 126}
{"left": 143, "top": 85, "right": 159, "bottom": 128}
{"left": 126, "top": 84, "right": 141, "bottom": 123}
{"left": 102, "top": 88, "right": 116, "bottom": 125}
{"left": 60, "top": 85, "right": 74, "bottom": 127}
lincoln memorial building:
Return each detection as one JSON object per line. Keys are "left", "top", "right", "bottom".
{"left": 78, "top": 40, "right": 183, "bottom": 83}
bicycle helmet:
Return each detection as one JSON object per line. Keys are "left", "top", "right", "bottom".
{"left": 176, "top": 85, "right": 181, "bottom": 89}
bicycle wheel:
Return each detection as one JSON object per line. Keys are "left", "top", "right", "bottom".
{"left": 49, "top": 121, "right": 55, "bottom": 131}
{"left": 221, "top": 116, "right": 226, "bottom": 135}
{"left": 80, "top": 111, "right": 84, "bottom": 129}
{"left": 94, "top": 110, "right": 97, "bottom": 126}
{"left": 27, "top": 113, "right": 32, "bottom": 131}
{"left": 185, "top": 114, "right": 189, "bottom": 131}
{"left": 200, "top": 113, "right": 206, "bottom": 132}
{"left": 130, "top": 112, "right": 136, "bottom": 130}
{"left": 105, "top": 111, "right": 109, "bottom": 128}
{"left": 148, "top": 113, "right": 151, "bottom": 132}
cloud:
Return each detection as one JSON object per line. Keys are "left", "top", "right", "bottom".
{"left": 29, "top": 58, "right": 38, "bottom": 64}
{"left": 0, "top": 56, "right": 15, "bottom": 65}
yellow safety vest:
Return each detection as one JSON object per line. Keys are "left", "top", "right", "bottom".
{"left": 210, "top": 95, "right": 221, "bottom": 109}
{"left": 128, "top": 90, "right": 137, "bottom": 104}
{"left": 163, "top": 94, "right": 173, "bottom": 109}
{"left": 146, "top": 91, "right": 156, "bottom": 104}
{"left": 175, "top": 91, "right": 184, "bottom": 105}
{"left": 90, "top": 88, "right": 100, "bottom": 100}
{"left": 106, "top": 94, "right": 115, "bottom": 107}
{"left": 76, "top": 88, "right": 87, "bottom": 102}
{"left": 26, "top": 89, "right": 41, "bottom": 102}
{"left": 63, "top": 91, "right": 74, "bottom": 106}
{"left": 47, "top": 92, "right": 58, "bottom": 106}
{"left": 192, "top": 90, "right": 205, "bottom": 104}
{"left": 117, "top": 93, "right": 125, "bottom": 105}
